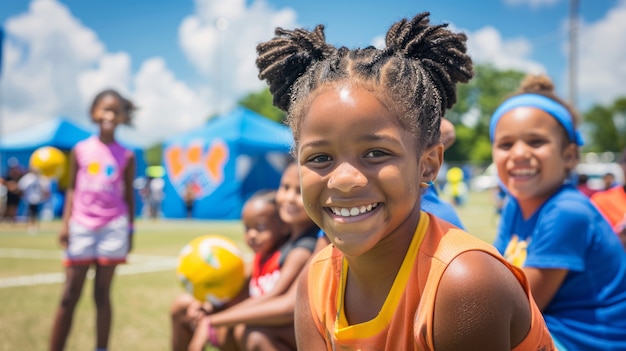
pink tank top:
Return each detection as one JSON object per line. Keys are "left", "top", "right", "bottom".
{"left": 72, "top": 136, "right": 130, "bottom": 229}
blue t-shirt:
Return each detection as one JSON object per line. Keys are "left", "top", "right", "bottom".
{"left": 421, "top": 184, "right": 465, "bottom": 229}
{"left": 494, "top": 184, "right": 626, "bottom": 351}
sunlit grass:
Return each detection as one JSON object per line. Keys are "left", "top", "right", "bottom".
{"left": 0, "top": 191, "right": 496, "bottom": 350}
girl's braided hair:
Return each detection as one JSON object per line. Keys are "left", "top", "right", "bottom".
{"left": 255, "top": 12, "right": 473, "bottom": 149}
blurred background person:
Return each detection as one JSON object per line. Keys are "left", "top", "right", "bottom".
{"left": 1, "top": 158, "right": 24, "bottom": 224}
{"left": 142, "top": 176, "right": 164, "bottom": 221}
{"left": 591, "top": 148, "right": 626, "bottom": 250}
{"left": 18, "top": 167, "right": 51, "bottom": 232}
{"left": 576, "top": 173, "right": 597, "bottom": 197}
{"left": 602, "top": 172, "right": 617, "bottom": 191}
{"left": 183, "top": 181, "right": 196, "bottom": 219}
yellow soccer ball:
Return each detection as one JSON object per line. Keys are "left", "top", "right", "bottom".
{"left": 29, "top": 146, "right": 67, "bottom": 179}
{"left": 176, "top": 235, "right": 246, "bottom": 306}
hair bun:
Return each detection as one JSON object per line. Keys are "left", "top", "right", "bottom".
{"left": 385, "top": 12, "right": 472, "bottom": 110}
{"left": 518, "top": 74, "right": 555, "bottom": 95}
{"left": 256, "top": 25, "right": 336, "bottom": 111}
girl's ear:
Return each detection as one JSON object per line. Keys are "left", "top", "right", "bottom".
{"left": 420, "top": 143, "right": 444, "bottom": 183}
{"left": 563, "top": 143, "right": 579, "bottom": 172}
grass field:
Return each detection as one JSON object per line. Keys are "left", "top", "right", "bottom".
{"left": 0, "top": 190, "right": 498, "bottom": 351}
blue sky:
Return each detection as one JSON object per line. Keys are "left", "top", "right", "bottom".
{"left": 0, "top": 0, "right": 624, "bottom": 146}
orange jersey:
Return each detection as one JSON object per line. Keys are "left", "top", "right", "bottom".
{"left": 306, "top": 212, "right": 554, "bottom": 350}
{"left": 590, "top": 185, "right": 626, "bottom": 230}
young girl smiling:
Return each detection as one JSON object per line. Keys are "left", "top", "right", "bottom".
{"left": 491, "top": 75, "right": 626, "bottom": 350}
{"left": 256, "top": 12, "right": 554, "bottom": 350}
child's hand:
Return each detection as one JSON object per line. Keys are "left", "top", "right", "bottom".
{"left": 186, "top": 300, "right": 211, "bottom": 323}
{"left": 186, "top": 300, "right": 201, "bottom": 319}
{"left": 127, "top": 224, "right": 134, "bottom": 253}
{"left": 195, "top": 316, "right": 219, "bottom": 348}
{"left": 58, "top": 228, "right": 69, "bottom": 249}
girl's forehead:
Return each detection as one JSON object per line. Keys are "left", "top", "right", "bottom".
{"left": 307, "top": 86, "right": 390, "bottom": 117}
{"left": 497, "top": 107, "right": 560, "bottom": 130}
{"left": 95, "top": 94, "right": 121, "bottom": 107}
{"left": 301, "top": 87, "right": 401, "bottom": 133}
{"left": 244, "top": 200, "right": 276, "bottom": 217}
{"left": 249, "top": 198, "right": 273, "bottom": 210}
{"left": 494, "top": 108, "right": 568, "bottom": 144}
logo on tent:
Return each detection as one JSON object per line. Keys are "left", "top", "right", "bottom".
{"left": 164, "top": 139, "right": 229, "bottom": 199}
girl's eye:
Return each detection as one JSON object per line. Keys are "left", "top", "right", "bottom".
{"left": 528, "top": 139, "right": 546, "bottom": 148}
{"left": 365, "top": 150, "right": 389, "bottom": 158}
{"left": 309, "top": 154, "right": 332, "bottom": 163}
{"left": 105, "top": 107, "right": 123, "bottom": 115}
{"left": 496, "top": 142, "right": 513, "bottom": 150}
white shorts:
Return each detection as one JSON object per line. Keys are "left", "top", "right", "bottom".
{"left": 64, "top": 215, "right": 130, "bottom": 266}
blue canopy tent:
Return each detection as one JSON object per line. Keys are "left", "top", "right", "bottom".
{"left": 0, "top": 117, "right": 94, "bottom": 173}
{"left": 0, "top": 117, "right": 146, "bottom": 217}
{"left": 162, "top": 107, "right": 293, "bottom": 219}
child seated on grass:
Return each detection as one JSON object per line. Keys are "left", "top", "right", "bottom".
{"left": 171, "top": 189, "right": 289, "bottom": 350}
{"left": 172, "top": 162, "right": 319, "bottom": 351}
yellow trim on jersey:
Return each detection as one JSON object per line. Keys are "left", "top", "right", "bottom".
{"left": 334, "top": 212, "right": 429, "bottom": 340}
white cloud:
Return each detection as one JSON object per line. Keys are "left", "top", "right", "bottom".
{"left": 371, "top": 35, "right": 385, "bottom": 49}
{"left": 503, "top": 0, "right": 561, "bottom": 9}
{"left": 178, "top": 0, "right": 297, "bottom": 113}
{"left": 465, "top": 26, "right": 546, "bottom": 74}
{"left": 1, "top": 0, "right": 105, "bottom": 131}
{"left": 576, "top": 0, "right": 626, "bottom": 106}
{"left": 123, "top": 57, "right": 211, "bottom": 144}
{"left": 359, "top": 27, "right": 546, "bottom": 79}
{"left": 0, "top": 0, "right": 249, "bottom": 147}
{"left": 77, "top": 52, "right": 133, "bottom": 106}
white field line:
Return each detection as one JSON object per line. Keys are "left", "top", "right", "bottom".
{"left": 0, "top": 248, "right": 175, "bottom": 261}
{"left": 0, "top": 248, "right": 179, "bottom": 288}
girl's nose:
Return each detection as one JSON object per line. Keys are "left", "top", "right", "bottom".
{"left": 328, "top": 162, "right": 367, "bottom": 192}
{"left": 103, "top": 111, "right": 115, "bottom": 121}
{"left": 511, "top": 141, "right": 530, "bottom": 159}
{"left": 246, "top": 229, "right": 257, "bottom": 239}
{"left": 284, "top": 188, "right": 299, "bottom": 202}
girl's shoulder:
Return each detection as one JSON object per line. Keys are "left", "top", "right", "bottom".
{"left": 501, "top": 185, "right": 594, "bottom": 222}
{"left": 278, "top": 225, "right": 320, "bottom": 265}
{"left": 531, "top": 186, "right": 612, "bottom": 236}
{"left": 543, "top": 185, "right": 596, "bottom": 216}
{"left": 74, "top": 135, "right": 96, "bottom": 149}
{"left": 293, "top": 225, "right": 320, "bottom": 246}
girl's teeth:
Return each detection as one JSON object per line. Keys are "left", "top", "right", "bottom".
{"left": 332, "top": 203, "right": 378, "bottom": 217}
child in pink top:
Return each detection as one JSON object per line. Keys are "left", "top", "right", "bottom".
{"left": 49, "top": 89, "right": 137, "bottom": 351}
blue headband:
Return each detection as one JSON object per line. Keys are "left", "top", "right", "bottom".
{"left": 489, "top": 93, "right": 584, "bottom": 146}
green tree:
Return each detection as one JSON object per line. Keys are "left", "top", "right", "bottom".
{"left": 583, "top": 97, "right": 626, "bottom": 153}
{"left": 446, "top": 64, "right": 525, "bottom": 164}
{"left": 238, "top": 88, "right": 286, "bottom": 123}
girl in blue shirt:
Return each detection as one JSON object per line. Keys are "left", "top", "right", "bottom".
{"left": 490, "top": 74, "right": 626, "bottom": 350}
